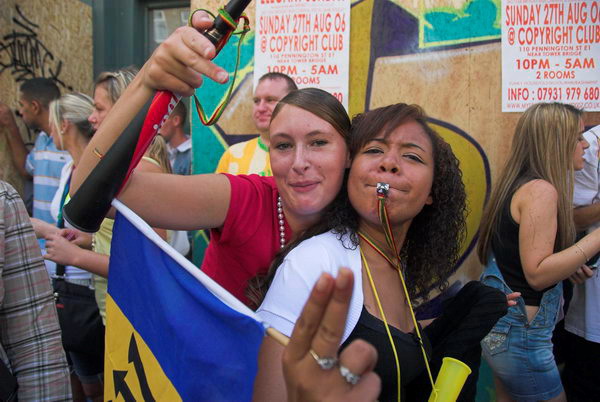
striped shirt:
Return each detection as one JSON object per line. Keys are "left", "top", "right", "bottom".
{"left": 25, "top": 132, "right": 71, "bottom": 225}
{"left": 0, "top": 181, "right": 71, "bottom": 400}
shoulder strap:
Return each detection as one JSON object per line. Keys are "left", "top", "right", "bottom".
{"left": 55, "top": 172, "right": 72, "bottom": 278}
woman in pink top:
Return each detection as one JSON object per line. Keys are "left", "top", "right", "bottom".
{"left": 71, "top": 14, "right": 351, "bottom": 306}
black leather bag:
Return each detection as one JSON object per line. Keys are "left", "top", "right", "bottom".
{"left": 52, "top": 270, "right": 104, "bottom": 355}
{"left": 52, "top": 176, "right": 105, "bottom": 355}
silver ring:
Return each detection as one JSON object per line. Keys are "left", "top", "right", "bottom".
{"left": 339, "top": 365, "right": 361, "bottom": 385}
{"left": 309, "top": 349, "right": 338, "bottom": 370}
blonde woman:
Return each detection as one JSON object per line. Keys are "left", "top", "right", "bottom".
{"left": 45, "top": 68, "right": 161, "bottom": 319}
{"left": 38, "top": 92, "right": 105, "bottom": 402}
{"left": 44, "top": 92, "right": 168, "bottom": 402}
{"left": 478, "top": 102, "right": 597, "bottom": 401}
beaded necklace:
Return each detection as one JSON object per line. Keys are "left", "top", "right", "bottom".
{"left": 277, "top": 196, "right": 285, "bottom": 248}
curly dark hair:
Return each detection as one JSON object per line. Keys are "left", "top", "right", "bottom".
{"left": 396, "top": 111, "right": 467, "bottom": 299}
{"left": 247, "top": 103, "right": 467, "bottom": 306}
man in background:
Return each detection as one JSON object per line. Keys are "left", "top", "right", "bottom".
{"left": 0, "top": 78, "right": 69, "bottom": 224}
{"left": 0, "top": 78, "right": 69, "bottom": 276}
{"left": 216, "top": 72, "right": 297, "bottom": 176}
{"left": 160, "top": 102, "right": 192, "bottom": 175}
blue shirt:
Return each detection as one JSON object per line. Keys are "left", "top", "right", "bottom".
{"left": 168, "top": 137, "right": 192, "bottom": 175}
{"left": 25, "top": 132, "right": 71, "bottom": 225}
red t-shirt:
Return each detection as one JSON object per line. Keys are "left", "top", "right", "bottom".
{"left": 201, "top": 174, "right": 291, "bottom": 306}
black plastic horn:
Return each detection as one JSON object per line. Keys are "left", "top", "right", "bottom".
{"left": 63, "top": 99, "right": 152, "bottom": 232}
{"left": 64, "top": 0, "right": 254, "bottom": 232}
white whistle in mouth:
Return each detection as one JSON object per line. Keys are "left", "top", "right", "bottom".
{"left": 376, "top": 182, "right": 390, "bottom": 197}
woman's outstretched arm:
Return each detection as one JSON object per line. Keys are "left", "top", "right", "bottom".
{"left": 71, "top": 13, "right": 232, "bottom": 231}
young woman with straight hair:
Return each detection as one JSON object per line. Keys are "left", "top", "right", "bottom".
{"left": 478, "top": 102, "right": 598, "bottom": 401}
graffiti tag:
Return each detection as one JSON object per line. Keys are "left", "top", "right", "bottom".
{"left": 0, "top": 5, "right": 72, "bottom": 90}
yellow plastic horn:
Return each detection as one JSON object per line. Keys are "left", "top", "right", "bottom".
{"left": 428, "top": 357, "right": 472, "bottom": 402}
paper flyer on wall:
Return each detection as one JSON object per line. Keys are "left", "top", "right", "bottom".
{"left": 502, "top": 0, "right": 600, "bottom": 112}
{"left": 254, "top": 0, "right": 351, "bottom": 110}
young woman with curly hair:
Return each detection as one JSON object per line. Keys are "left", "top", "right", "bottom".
{"left": 478, "top": 102, "right": 599, "bottom": 402}
{"left": 252, "top": 103, "right": 508, "bottom": 401}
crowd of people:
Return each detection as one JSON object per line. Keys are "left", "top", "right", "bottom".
{"left": 0, "top": 11, "right": 598, "bottom": 402}
{"left": 0, "top": 67, "right": 193, "bottom": 400}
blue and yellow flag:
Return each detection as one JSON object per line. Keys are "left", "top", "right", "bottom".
{"left": 105, "top": 200, "right": 266, "bottom": 401}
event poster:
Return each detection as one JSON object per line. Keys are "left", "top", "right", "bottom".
{"left": 254, "top": 0, "right": 351, "bottom": 109}
{"left": 502, "top": 0, "right": 600, "bottom": 111}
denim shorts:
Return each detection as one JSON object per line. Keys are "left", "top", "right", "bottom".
{"left": 480, "top": 256, "right": 563, "bottom": 401}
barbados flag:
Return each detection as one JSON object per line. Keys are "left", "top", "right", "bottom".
{"left": 105, "top": 200, "right": 266, "bottom": 401}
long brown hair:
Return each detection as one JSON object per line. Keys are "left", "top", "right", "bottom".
{"left": 478, "top": 102, "right": 583, "bottom": 263}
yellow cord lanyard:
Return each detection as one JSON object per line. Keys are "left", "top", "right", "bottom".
{"left": 356, "top": 183, "right": 437, "bottom": 402}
